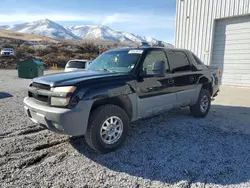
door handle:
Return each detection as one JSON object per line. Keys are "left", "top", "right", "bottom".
{"left": 168, "top": 79, "right": 174, "bottom": 85}
{"left": 189, "top": 76, "right": 195, "bottom": 82}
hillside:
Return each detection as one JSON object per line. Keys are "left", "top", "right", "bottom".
{"left": 0, "top": 33, "right": 134, "bottom": 69}
{"left": 0, "top": 29, "right": 59, "bottom": 43}
{"left": 0, "top": 27, "right": 173, "bottom": 69}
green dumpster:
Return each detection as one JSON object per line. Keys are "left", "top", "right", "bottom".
{"left": 17, "top": 58, "right": 44, "bottom": 79}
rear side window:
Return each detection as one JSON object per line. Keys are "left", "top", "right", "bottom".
{"left": 192, "top": 53, "right": 204, "bottom": 65}
{"left": 66, "top": 61, "right": 86, "bottom": 68}
{"left": 166, "top": 51, "right": 191, "bottom": 72}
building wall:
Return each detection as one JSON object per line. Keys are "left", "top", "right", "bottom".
{"left": 175, "top": 0, "right": 250, "bottom": 65}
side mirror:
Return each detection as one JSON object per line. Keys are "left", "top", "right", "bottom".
{"left": 153, "top": 61, "right": 166, "bottom": 77}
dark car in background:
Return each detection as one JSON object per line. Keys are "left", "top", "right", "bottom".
{"left": 1, "top": 48, "right": 15, "bottom": 57}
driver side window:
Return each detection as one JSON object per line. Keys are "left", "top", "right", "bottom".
{"left": 143, "top": 50, "right": 169, "bottom": 75}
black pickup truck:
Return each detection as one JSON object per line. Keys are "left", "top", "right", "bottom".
{"left": 24, "top": 47, "right": 220, "bottom": 153}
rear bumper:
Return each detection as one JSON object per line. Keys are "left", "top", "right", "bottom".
{"left": 23, "top": 97, "right": 93, "bottom": 136}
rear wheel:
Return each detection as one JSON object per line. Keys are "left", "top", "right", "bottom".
{"left": 85, "top": 104, "right": 129, "bottom": 153}
{"left": 190, "top": 89, "right": 211, "bottom": 118}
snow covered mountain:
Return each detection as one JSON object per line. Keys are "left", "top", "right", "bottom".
{"left": 3, "top": 19, "right": 79, "bottom": 40}
{"left": 65, "top": 25, "right": 132, "bottom": 42}
{"left": 65, "top": 25, "right": 161, "bottom": 44}
{"left": 65, "top": 25, "right": 160, "bottom": 44}
{"left": 1, "top": 19, "right": 168, "bottom": 45}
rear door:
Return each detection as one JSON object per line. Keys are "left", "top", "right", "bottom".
{"left": 136, "top": 49, "right": 177, "bottom": 118}
{"left": 166, "top": 50, "right": 200, "bottom": 107}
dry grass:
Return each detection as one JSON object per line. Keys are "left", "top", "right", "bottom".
{"left": 0, "top": 29, "right": 58, "bottom": 43}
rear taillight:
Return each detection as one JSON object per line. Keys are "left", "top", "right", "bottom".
{"left": 218, "top": 69, "right": 222, "bottom": 77}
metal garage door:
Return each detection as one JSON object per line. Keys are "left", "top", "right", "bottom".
{"left": 212, "top": 16, "right": 250, "bottom": 86}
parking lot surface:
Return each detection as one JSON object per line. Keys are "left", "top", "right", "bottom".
{"left": 1, "top": 70, "right": 250, "bottom": 188}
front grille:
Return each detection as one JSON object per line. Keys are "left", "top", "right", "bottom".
{"left": 2, "top": 52, "right": 10, "bottom": 56}
{"left": 28, "top": 91, "right": 49, "bottom": 104}
{"left": 29, "top": 82, "right": 50, "bottom": 104}
{"left": 33, "top": 93, "right": 48, "bottom": 102}
{"left": 31, "top": 82, "right": 51, "bottom": 90}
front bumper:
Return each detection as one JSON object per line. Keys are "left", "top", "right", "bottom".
{"left": 212, "top": 84, "right": 220, "bottom": 97}
{"left": 213, "top": 89, "right": 219, "bottom": 97}
{"left": 23, "top": 97, "right": 93, "bottom": 136}
{"left": 1, "top": 52, "right": 14, "bottom": 56}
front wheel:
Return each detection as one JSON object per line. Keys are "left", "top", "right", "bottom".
{"left": 85, "top": 104, "right": 129, "bottom": 153}
{"left": 190, "top": 89, "right": 211, "bottom": 118}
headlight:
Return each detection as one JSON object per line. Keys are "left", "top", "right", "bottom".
{"left": 50, "top": 86, "right": 77, "bottom": 107}
{"left": 51, "top": 86, "right": 76, "bottom": 93}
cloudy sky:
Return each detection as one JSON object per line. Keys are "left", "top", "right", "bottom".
{"left": 0, "top": 0, "right": 176, "bottom": 43}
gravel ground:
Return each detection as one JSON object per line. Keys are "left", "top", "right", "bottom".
{"left": 1, "top": 69, "right": 250, "bottom": 188}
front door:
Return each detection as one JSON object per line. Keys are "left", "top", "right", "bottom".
{"left": 135, "top": 49, "right": 177, "bottom": 118}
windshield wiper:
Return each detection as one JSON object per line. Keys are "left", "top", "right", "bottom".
{"left": 97, "top": 68, "right": 116, "bottom": 73}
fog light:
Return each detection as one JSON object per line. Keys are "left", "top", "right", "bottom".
{"left": 51, "top": 97, "right": 70, "bottom": 106}
{"left": 52, "top": 122, "right": 64, "bottom": 131}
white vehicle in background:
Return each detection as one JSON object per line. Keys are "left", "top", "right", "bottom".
{"left": 0, "top": 48, "right": 15, "bottom": 56}
{"left": 64, "top": 59, "right": 91, "bottom": 72}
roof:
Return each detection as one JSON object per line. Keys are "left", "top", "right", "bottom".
{"left": 67, "top": 59, "right": 90, "bottom": 62}
{"left": 106, "top": 46, "right": 187, "bottom": 53}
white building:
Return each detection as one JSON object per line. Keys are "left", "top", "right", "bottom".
{"left": 175, "top": 0, "right": 250, "bottom": 86}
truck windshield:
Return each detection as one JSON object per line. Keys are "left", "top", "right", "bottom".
{"left": 3, "top": 48, "right": 13, "bottom": 51}
{"left": 87, "top": 50, "right": 141, "bottom": 73}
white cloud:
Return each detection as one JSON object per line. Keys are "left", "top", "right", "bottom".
{"left": 101, "top": 13, "right": 133, "bottom": 25}
{"left": 0, "top": 13, "right": 102, "bottom": 23}
{"left": 102, "top": 13, "right": 175, "bottom": 29}
{"left": 0, "top": 12, "right": 175, "bottom": 29}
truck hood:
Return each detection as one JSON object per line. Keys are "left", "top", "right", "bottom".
{"left": 33, "top": 70, "right": 125, "bottom": 87}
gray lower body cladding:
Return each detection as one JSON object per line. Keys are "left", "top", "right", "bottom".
{"left": 23, "top": 85, "right": 204, "bottom": 136}
{"left": 23, "top": 97, "right": 93, "bottom": 136}
{"left": 136, "top": 85, "right": 202, "bottom": 119}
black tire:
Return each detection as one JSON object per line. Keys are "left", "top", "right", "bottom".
{"left": 85, "top": 104, "right": 129, "bottom": 153}
{"left": 190, "top": 89, "right": 211, "bottom": 118}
